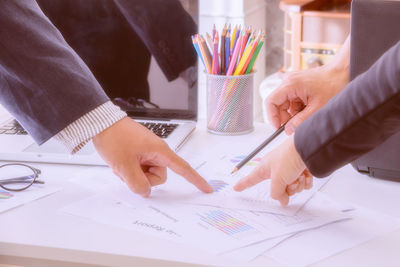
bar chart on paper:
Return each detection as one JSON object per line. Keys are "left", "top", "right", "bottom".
{"left": 186, "top": 155, "right": 332, "bottom": 215}
{"left": 198, "top": 209, "right": 254, "bottom": 235}
{"left": 0, "top": 189, "right": 13, "bottom": 199}
{"left": 197, "top": 209, "right": 259, "bottom": 239}
{"left": 208, "top": 180, "right": 229, "bottom": 192}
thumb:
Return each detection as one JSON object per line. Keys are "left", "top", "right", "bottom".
{"left": 123, "top": 161, "right": 152, "bottom": 198}
{"left": 285, "top": 106, "right": 314, "bottom": 135}
{"left": 270, "top": 173, "right": 290, "bottom": 206}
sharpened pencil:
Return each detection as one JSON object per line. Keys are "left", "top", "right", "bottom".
{"left": 221, "top": 25, "right": 227, "bottom": 74}
{"left": 231, "top": 124, "right": 286, "bottom": 174}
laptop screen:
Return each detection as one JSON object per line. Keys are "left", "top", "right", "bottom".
{"left": 120, "top": 55, "right": 198, "bottom": 121}
{"left": 38, "top": 0, "right": 199, "bottom": 121}
{"left": 111, "top": 1, "right": 199, "bottom": 121}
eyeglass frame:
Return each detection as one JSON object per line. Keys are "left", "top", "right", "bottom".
{"left": 0, "top": 163, "right": 43, "bottom": 192}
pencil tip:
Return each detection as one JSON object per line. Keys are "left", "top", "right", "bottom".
{"left": 231, "top": 168, "right": 238, "bottom": 174}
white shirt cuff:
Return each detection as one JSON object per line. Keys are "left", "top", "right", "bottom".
{"left": 53, "top": 101, "right": 127, "bottom": 154}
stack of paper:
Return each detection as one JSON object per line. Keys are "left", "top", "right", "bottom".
{"left": 0, "top": 184, "right": 61, "bottom": 213}
{"left": 64, "top": 153, "right": 400, "bottom": 266}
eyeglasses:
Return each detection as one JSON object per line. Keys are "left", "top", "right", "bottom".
{"left": 0, "top": 163, "right": 44, "bottom": 192}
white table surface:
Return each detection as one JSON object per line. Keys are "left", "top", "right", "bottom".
{"left": 1, "top": 120, "right": 400, "bottom": 267}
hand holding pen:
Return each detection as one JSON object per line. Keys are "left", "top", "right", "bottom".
{"left": 232, "top": 105, "right": 312, "bottom": 206}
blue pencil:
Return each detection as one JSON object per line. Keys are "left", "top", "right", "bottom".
{"left": 192, "top": 36, "right": 205, "bottom": 67}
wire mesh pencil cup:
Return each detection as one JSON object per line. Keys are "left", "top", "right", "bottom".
{"left": 206, "top": 72, "right": 254, "bottom": 135}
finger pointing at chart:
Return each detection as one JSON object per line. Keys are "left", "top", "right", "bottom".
{"left": 233, "top": 136, "right": 307, "bottom": 206}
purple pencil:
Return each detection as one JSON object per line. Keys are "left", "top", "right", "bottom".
{"left": 225, "top": 31, "right": 230, "bottom": 75}
{"left": 231, "top": 25, "right": 241, "bottom": 57}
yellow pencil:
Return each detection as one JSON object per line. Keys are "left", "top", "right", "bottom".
{"left": 230, "top": 25, "right": 237, "bottom": 50}
{"left": 233, "top": 39, "right": 254, "bottom": 75}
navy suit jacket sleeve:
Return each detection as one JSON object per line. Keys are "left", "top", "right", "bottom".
{"left": 0, "top": 0, "right": 109, "bottom": 144}
{"left": 294, "top": 40, "right": 400, "bottom": 177}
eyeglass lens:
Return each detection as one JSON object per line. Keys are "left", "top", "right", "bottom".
{"left": 0, "top": 164, "right": 37, "bottom": 191}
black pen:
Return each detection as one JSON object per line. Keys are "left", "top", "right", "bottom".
{"left": 231, "top": 123, "right": 286, "bottom": 174}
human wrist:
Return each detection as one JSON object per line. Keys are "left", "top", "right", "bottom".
{"left": 54, "top": 101, "right": 126, "bottom": 154}
{"left": 92, "top": 117, "right": 128, "bottom": 145}
{"left": 322, "top": 61, "right": 349, "bottom": 95}
{"left": 288, "top": 135, "right": 306, "bottom": 174}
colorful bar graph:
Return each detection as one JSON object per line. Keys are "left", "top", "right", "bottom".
{"left": 197, "top": 210, "right": 254, "bottom": 235}
{"left": 208, "top": 180, "right": 229, "bottom": 192}
{"left": 0, "top": 189, "right": 13, "bottom": 199}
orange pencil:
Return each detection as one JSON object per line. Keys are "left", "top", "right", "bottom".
{"left": 198, "top": 35, "right": 212, "bottom": 74}
{"left": 212, "top": 32, "right": 220, "bottom": 74}
{"left": 239, "top": 36, "right": 260, "bottom": 75}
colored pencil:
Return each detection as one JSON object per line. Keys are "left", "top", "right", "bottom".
{"left": 226, "top": 35, "right": 242, "bottom": 76}
{"left": 206, "top": 32, "right": 214, "bottom": 57}
{"left": 220, "top": 25, "right": 227, "bottom": 74}
{"left": 231, "top": 25, "right": 241, "bottom": 57}
{"left": 240, "top": 36, "right": 260, "bottom": 75}
{"left": 198, "top": 35, "right": 212, "bottom": 74}
{"left": 234, "top": 39, "right": 254, "bottom": 76}
{"left": 245, "top": 33, "right": 265, "bottom": 74}
{"left": 230, "top": 25, "right": 237, "bottom": 50}
{"left": 238, "top": 27, "right": 251, "bottom": 60}
{"left": 212, "top": 24, "right": 216, "bottom": 40}
{"left": 225, "top": 31, "right": 230, "bottom": 75}
{"left": 191, "top": 36, "right": 205, "bottom": 67}
{"left": 212, "top": 32, "right": 219, "bottom": 74}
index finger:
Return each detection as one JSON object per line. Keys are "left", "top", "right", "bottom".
{"left": 165, "top": 150, "right": 213, "bottom": 193}
{"left": 234, "top": 164, "right": 270, "bottom": 192}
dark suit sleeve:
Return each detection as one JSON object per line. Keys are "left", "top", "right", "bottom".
{"left": 112, "top": 0, "right": 197, "bottom": 81}
{"left": 0, "top": 1, "right": 109, "bottom": 144}
{"left": 294, "top": 40, "right": 400, "bottom": 177}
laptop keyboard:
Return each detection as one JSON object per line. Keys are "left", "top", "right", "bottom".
{"left": 140, "top": 122, "right": 178, "bottom": 138}
{"left": 0, "top": 119, "right": 178, "bottom": 139}
{"left": 0, "top": 120, "right": 28, "bottom": 135}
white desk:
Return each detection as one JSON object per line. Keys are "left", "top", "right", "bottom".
{"left": 1, "top": 122, "right": 400, "bottom": 267}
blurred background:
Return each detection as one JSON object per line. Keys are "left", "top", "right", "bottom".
{"left": 194, "top": 0, "right": 351, "bottom": 122}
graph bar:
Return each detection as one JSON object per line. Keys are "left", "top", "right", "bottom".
{"left": 197, "top": 210, "right": 254, "bottom": 235}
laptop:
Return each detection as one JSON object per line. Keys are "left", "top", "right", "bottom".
{"left": 0, "top": 53, "right": 198, "bottom": 166}
{"left": 350, "top": 0, "right": 400, "bottom": 181}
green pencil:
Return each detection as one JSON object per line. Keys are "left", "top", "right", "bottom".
{"left": 244, "top": 36, "right": 264, "bottom": 74}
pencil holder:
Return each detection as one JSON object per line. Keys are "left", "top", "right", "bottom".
{"left": 206, "top": 72, "right": 254, "bottom": 135}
